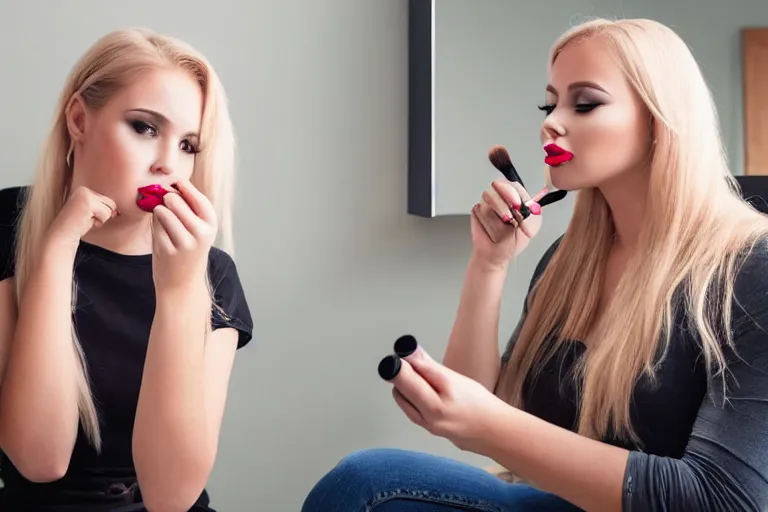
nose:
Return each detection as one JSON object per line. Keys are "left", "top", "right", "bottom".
{"left": 541, "top": 111, "right": 566, "bottom": 142}
{"left": 150, "top": 142, "right": 178, "bottom": 176}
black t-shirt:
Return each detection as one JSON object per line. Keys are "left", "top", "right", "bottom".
{"left": 0, "top": 186, "right": 254, "bottom": 511}
{"left": 503, "top": 236, "right": 768, "bottom": 511}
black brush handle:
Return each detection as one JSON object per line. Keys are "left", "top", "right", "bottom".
{"left": 499, "top": 165, "right": 526, "bottom": 190}
{"left": 538, "top": 190, "right": 567, "bottom": 207}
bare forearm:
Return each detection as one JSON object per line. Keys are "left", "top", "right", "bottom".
{"left": 133, "top": 282, "right": 211, "bottom": 510}
{"left": 444, "top": 254, "right": 508, "bottom": 390}
{"left": 483, "top": 405, "right": 627, "bottom": 512}
{"left": 0, "top": 241, "right": 80, "bottom": 479}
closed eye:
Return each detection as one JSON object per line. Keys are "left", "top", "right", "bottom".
{"left": 537, "top": 103, "right": 602, "bottom": 116}
{"left": 575, "top": 102, "right": 601, "bottom": 113}
{"left": 538, "top": 104, "right": 555, "bottom": 116}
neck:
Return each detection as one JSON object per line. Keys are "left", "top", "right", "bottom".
{"left": 80, "top": 215, "right": 153, "bottom": 255}
{"left": 598, "top": 171, "right": 649, "bottom": 250}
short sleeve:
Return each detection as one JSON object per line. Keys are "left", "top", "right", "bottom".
{"left": 500, "top": 235, "right": 564, "bottom": 365}
{"left": 207, "top": 247, "right": 254, "bottom": 349}
{"left": 0, "top": 186, "right": 28, "bottom": 282}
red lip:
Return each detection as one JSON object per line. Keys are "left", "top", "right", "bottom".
{"left": 543, "top": 143, "right": 574, "bottom": 167}
{"left": 136, "top": 184, "right": 170, "bottom": 212}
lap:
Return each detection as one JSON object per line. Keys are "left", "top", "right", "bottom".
{"left": 301, "top": 448, "right": 582, "bottom": 512}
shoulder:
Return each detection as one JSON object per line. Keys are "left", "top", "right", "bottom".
{"left": 723, "top": 237, "right": 768, "bottom": 345}
{"left": 206, "top": 247, "right": 254, "bottom": 349}
{"left": 207, "top": 246, "right": 239, "bottom": 285}
{"left": 0, "top": 186, "right": 29, "bottom": 281}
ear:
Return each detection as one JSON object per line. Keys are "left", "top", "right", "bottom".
{"left": 65, "top": 94, "right": 88, "bottom": 144}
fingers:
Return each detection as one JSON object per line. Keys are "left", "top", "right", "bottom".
{"left": 402, "top": 345, "right": 450, "bottom": 394}
{"left": 172, "top": 179, "right": 217, "bottom": 226}
{"left": 89, "top": 192, "right": 117, "bottom": 228}
{"left": 530, "top": 186, "right": 550, "bottom": 203}
{"left": 392, "top": 388, "right": 426, "bottom": 428}
{"left": 152, "top": 206, "right": 195, "bottom": 249}
{"left": 391, "top": 358, "right": 442, "bottom": 416}
{"left": 151, "top": 210, "right": 175, "bottom": 254}
{"left": 163, "top": 192, "right": 206, "bottom": 238}
{"left": 483, "top": 180, "right": 521, "bottom": 222}
{"left": 472, "top": 202, "right": 515, "bottom": 244}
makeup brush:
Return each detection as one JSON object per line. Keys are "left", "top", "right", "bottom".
{"left": 487, "top": 145, "right": 568, "bottom": 210}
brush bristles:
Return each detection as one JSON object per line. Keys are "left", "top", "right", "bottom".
{"left": 488, "top": 145, "right": 512, "bottom": 172}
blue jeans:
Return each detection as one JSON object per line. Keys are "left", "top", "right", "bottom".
{"left": 301, "top": 448, "right": 583, "bottom": 511}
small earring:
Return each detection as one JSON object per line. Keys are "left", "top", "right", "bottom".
{"left": 66, "top": 143, "right": 74, "bottom": 168}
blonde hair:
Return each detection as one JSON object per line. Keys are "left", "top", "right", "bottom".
{"left": 14, "top": 28, "right": 237, "bottom": 450}
{"left": 497, "top": 18, "right": 768, "bottom": 445}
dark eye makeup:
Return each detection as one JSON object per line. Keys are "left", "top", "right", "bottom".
{"left": 128, "top": 118, "right": 199, "bottom": 154}
{"left": 537, "top": 101, "right": 601, "bottom": 116}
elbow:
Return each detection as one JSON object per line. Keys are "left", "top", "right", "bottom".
{"left": 137, "top": 458, "right": 214, "bottom": 512}
{"left": 10, "top": 453, "right": 70, "bottom": 483}
{"left": 139, "top": 473, "right": 211, "bottom": 512}
{"left": 141, "top": 494, "right": 200, "bottom": 512}
{"left": 0, "top": 427, "right": 74, "bottom": 483}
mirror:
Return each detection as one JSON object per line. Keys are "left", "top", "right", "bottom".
{"left": 408, "top": 0, "right": 761, "bottom": 217}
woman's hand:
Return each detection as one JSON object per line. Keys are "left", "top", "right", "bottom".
{"left": 387, "top": 343, "right": 510, "bottom": 456}
{"left": 47, "top": 185, "right": 117, "bottom": 251}
{"left": 151, "top": 180, "right": 217, "bottom": 294}
{"left": 471, "top": 180, "right": 548, "bottom": 271}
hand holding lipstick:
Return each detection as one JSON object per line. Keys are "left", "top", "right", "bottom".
{"left": 150, "top": 179, "right": 217, "bottom": 293}
{"left": 378, "top": 335, "right": 508, "bottom": 456}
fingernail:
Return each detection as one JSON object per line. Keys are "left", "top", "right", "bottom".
{"left": 501, "top": 212, "right": 512, "bottom": 223}
{"left": 511, "top": 203, "right": 521, "bottom": 211}
{"left": 528, "top": 202, "right": 541, "bottom": 215}
{"left": 394, "top": 334, "right": 418, "bottom": 358}
{"left": 377, "top": 355, "right": 402, "bottom": 381}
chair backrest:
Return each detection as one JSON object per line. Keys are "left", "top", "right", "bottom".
{"left": 735, "top": 176, "right": 768, "bottom": 213}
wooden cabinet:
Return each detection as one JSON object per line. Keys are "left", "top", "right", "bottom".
{"left": 743, "top": 28, "right": 768, "bottom": 176}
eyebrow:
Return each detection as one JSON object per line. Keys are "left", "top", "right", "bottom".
{"left": 126, "top": 108, "right": 200, "bottom": 140}
{"left": 545, "top": 81, "right": 609, "bottom": 96}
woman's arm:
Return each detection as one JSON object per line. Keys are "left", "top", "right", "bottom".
{"left": 0, "top": 240, "right": 82, "bottom": 483}
{"left": 443, "top": 254, "right": 509, "bottom": 390}
{"left": 133, "top": 248, "right": 252, "bottom": 512}
{"left": 482, "top": 403, "right": 629, "bottom": 512}
{"left": 445, "top": 237, "right": 564, "bottom": 391}
{"left": 479, "top": 249, "right": 768, "bottom": 512}
{"left": 132, "top": 282, "right": 237, "bottom": 512}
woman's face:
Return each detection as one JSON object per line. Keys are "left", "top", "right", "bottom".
{"left": 67, "top": 67, "right": 203, "bottom": 217}
{"left": 539, "top": 37, "right": 651, "bottom": 192}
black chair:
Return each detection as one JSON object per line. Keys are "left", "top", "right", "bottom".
{"left": 735, "top": 175, "right": 768, "bottom": 214}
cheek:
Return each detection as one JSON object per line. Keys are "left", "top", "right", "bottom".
{"left": 85, "top": 127, "right": 152, "bottom": 202}
{"left": 579, "top": 111, "right": 648, "bottom": 178}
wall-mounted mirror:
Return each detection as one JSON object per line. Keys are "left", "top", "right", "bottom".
{"left": 408, "top": 0, "right": 765, "bottom": 218}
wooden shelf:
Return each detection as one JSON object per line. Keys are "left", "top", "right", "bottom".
{"left": 743, "top": 28, "right": 768, "bottom": 176}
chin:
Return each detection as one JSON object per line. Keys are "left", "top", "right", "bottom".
{"left": 548, "top": 165, "right": 591, "bottom": 192}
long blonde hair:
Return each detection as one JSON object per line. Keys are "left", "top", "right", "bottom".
{"left": 497, "top": 18, "right": 768, "bottom": 445}
{"left": 14, "top": 28, "right": 237, "bottom": 450}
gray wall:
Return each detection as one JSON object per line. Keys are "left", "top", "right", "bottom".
{"left": 0, "top": 1, "right": 765, "bottom": 510}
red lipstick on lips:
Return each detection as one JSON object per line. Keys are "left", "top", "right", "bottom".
{"left": 543, "top": 143, "right": 574, "bottom": 167}
{"left": 136, "top": 184, "right": 170, "bottom": 212}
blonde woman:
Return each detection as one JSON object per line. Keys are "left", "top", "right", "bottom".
{"left": 0, "top": 29, "right": 253, "bottom": 511}
{"left": 302, "top": 18, "right": 768, "bottom": 512}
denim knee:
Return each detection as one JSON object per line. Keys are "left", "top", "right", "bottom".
{"left": 301, "top": 448, "right": 395, "bottom": 512}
